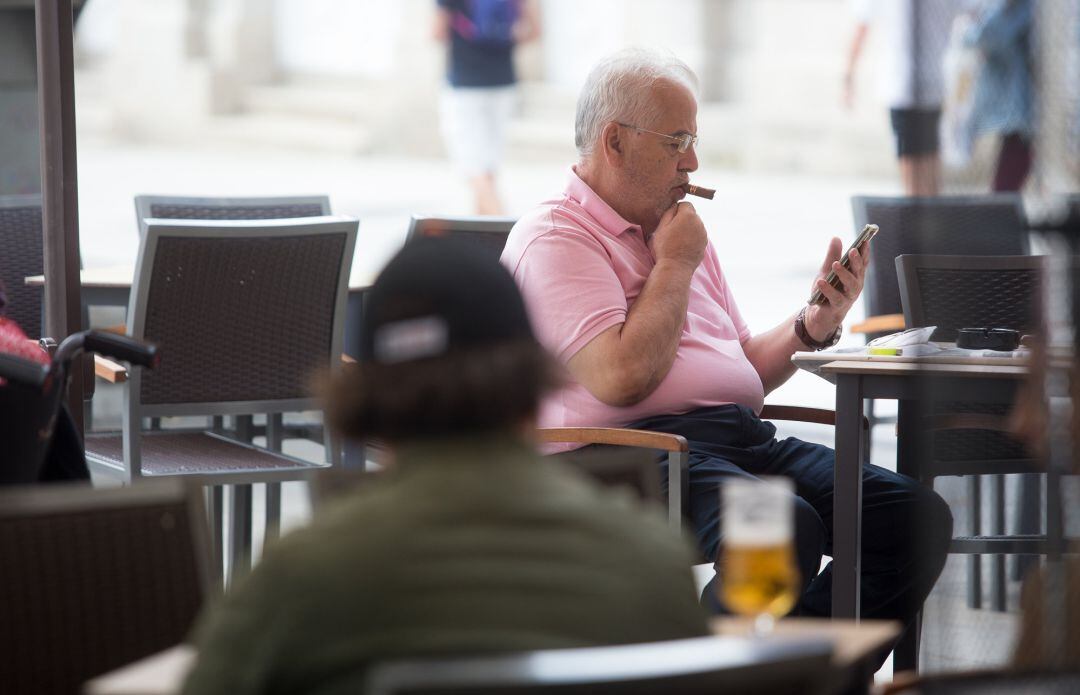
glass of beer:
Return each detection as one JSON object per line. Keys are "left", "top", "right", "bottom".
{"left": 719, "top": 477, "right": 800, "bottom": 634}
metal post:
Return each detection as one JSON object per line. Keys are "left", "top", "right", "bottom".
{"left": 35, "top": 0, "right": 84, "bottom": 431}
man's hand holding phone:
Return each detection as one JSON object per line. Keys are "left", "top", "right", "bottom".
{"left": 803, "top": 228, "right": 873, "bottom": 343}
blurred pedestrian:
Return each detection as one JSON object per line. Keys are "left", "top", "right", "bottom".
{"left": 434, "top": 0, "right": 540, "bottom": 215}
{"left": 844, "top": 0, "right": 964, "bottom": 196}
{"left": 965, "top": 0, "right": 1035, "bottom": 192}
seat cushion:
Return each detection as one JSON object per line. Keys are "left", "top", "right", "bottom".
{"left": 85, "top": 431, "right": 327, "bottom": 478}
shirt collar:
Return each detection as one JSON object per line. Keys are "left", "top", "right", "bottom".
{"left": 564, "top": 167, "right": 642, "bottom": 238}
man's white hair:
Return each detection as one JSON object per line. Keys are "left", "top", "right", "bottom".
{"left": 575, "top": 48, "right": 699, "bottom": 158}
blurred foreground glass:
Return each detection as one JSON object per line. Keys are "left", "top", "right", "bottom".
{"left": 720, "top": 477, "right": 800, "bottom": 634}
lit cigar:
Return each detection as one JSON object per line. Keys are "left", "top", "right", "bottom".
{"left": 686, "top": 184, "right": 715, "bottom": 200}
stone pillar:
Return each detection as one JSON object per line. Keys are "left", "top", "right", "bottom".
{"left": 105, "top": 0, "right": 215, "bottom": 138}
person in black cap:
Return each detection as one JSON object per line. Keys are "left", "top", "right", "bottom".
{"left": 181, "top": 238, "right": 709, "bottom": 695}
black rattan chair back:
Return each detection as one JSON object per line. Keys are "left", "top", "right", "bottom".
{"left": 896, "top": 254, "right": 1043, "bottom": 343}
{"left": 133, "top": 219, "right": 354, "bottom": 409}
{"left": 911, "top": 670, "right": 1080, "bottom": 694}
{"left": 134, "top": 194, "right": 331, "bottom": 235}
{"left": 405, "top": 215, "right": 516, "bottom": 260}
{"left": 0, "top": 195, "right": 43, "bottom": 335}
{"left": 0, "top": 482, "right": 211, "bottom": 694}
{"left": 852, "top": 195, "right": 1030, "bottom": 331}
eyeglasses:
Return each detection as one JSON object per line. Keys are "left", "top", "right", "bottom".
{"left": 617, "top": 123, "right": 698, "bottom": 154}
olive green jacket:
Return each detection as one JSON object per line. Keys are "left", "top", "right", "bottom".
{"left": 182, "top": 434, "right": 709, "bottom": 695}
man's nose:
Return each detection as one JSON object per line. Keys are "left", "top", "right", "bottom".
{"left": 680, "top": 145, "right": 699, "bottom": 172}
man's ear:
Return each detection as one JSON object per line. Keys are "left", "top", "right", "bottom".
{"left": 599, "top": 122, "right": 625, "bottom": 166}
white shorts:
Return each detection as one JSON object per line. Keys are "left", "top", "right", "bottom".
{"left": 439, "top": 85, "right": 517, "bottom": 177}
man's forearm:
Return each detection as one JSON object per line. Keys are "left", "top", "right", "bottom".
{"left": 621, "top": 258, "right": 695, "bottom": 377}
{"left": 572, "top": 259, "right": 695, "bottom": 406}
{"left": 742, "top": 313, "right": 805, "bottom": 395}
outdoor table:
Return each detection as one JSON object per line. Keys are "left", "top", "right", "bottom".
{"left": 799, "top": 353, "right": 1030, "bottom": 620}
{"left": 84, "top": 619, "right": 899, "bottom": 695}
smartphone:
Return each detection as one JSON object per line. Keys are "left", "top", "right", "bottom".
{"left": 808, "top": 223, "right": 878, "bottom": 305}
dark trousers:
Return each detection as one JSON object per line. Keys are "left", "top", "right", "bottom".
{"left": 628, "top": 405, "right": 953, "bottom": 624}
{"left": 992, "top": 132, "right": 1033, "bottom": 193}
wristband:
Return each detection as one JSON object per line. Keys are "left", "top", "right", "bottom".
{"left": 795, "top": 306, "right": 841, "bottom": 351}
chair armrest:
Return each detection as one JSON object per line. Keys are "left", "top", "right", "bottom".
{"left": 851, "top": 313, "right": 905, "bottom": 335}
{"left": 536, "top": 427, "right": 688, "bottom": 452}
{"left": 761, "top": 404, "right": 836, "bottom": 426}
{"left": 94, "top": 354, "right": 128, "bottom": 383}
{"left": 762, "top": 404, "right": 872, "bottom": 434}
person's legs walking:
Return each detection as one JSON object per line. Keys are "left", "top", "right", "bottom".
{"left": 992, "top": 132, "right": 1033, "bottom": 192}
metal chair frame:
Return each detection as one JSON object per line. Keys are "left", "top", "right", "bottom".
{"left": 135, "top": 194, "right": 332, "bottom": 235}
{"left": 86, "top": 216, "right": 356, "bottom": 582}
{"left": 896, "top": 253, "right": 1049, "bottom": 622}
{"left": 364, "top": 635, "right": 834, "bottom": 695}
{"left": 405, "top": 214, "right": 518, "bottom": 252}
{"left": 0, "top": 480, "right": 213, "bottom": 693}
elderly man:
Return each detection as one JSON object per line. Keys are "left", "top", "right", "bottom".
{"left": 502, "top": 49, "right": 952, "bottom": 630}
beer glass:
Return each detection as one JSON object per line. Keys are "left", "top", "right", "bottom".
{"left": 719, "top": 477, "right": 800, "bottom": 634}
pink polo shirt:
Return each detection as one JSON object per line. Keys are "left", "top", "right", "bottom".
{"left": 502, "top": 169, "right": 765, "bottom": 433}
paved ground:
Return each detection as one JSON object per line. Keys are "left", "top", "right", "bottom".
{"left": 77, "top": 136, "right": 1025, "bottom": 680}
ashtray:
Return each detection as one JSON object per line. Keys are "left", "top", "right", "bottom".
{"left": 956, "top": 328, "right": 1020, "bottom": 351}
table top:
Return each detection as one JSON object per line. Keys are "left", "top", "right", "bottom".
{"left": 83, "top": 645, "right": 195, "bottom": 695}
{"left": 25, "top": 264, "right": 378, "bottom": 292}
{"left": 819, "top": 359, "right": 1029, "bottom": 379}
{"left": 710, "top": 617, "right": 900, "bottom": 669}
{"left": 84, "top": 619, "right": 899, "bottom": 695}
{"left": 794, "top": 347, "right": 1034, "bottom": 385}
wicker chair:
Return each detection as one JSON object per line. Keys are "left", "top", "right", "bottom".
{"left": 0, "top": 480, "right": 211, "bottom": 695}
{"left": 405, "top": 214, "right": 517, "bottom": 258}
{"left": 895, "top": 254, "right": 1046, "bottom": 663}
{"left": 850, "top": 195, "right": 1034, "bottom": 627}
{"left": 134, "top": 194, "right": 331, "bottom": 235}
{"left": 130, "top": 194, "right": 335, "bottom": 537}
{"left": 0, "top": 194, "right": 46, "bottom": 334}
{"left": 851, "top": 195, "right": 1031, "bottom": 340}
{"left": 85, "top": 216, "right": 357, "bottom": 583}
{"left": 363, "top": 635, "right": 833, "bottom": 695}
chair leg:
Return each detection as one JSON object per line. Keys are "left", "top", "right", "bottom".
{"left": 343, "top": 439, "right": 366, "bottom": 471}
{"left": 264, "top": 414, "right": 284, "bottom": 541}
{"left": 267, "top": 413, "right": 284, "bottom": 452}
{"left": 229, "top": 484, "right": 254, "bottom": 587}
{"left": 234, "top": 415, "right": 255, "bottom": 443}
{"left": 893, "top": 610, "right": 921, "bottom": 673}
{"left": 265, "top": 483, "right": 281, "bottom": 542}
{"left": 1012, "top": 473, "right": 1041, "bottom": 581}
{"left": 967, "top": 476, "right": 983, "bottom": 610}
{"left": 990, "top": 474, "right": 1007, "bottom": 612}
{"left": 206, "top": 486, "right": 225, "bottom": 589}
{"left": 668, "top": 450, "right": 689, "bottom": 529}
